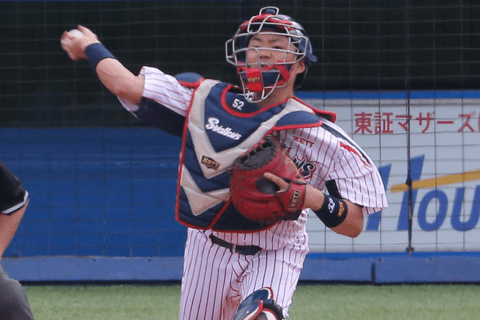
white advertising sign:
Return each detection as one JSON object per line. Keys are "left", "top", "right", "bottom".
{"left": 303, "top": 94, "right": 480, "bottom": 254}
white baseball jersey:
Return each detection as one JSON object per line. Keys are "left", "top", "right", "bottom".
{"left": 119, "top": 66, "right": 388, "bottom": 319}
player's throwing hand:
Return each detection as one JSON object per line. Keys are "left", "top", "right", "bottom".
{"left": 60, "top": 25, "right": 99, "bottom": 61}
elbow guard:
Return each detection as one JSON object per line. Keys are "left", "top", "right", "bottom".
{"left": 0, "top": 161, "right": 28, "bottom": 215}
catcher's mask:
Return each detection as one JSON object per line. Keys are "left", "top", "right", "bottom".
{"left": 225, "top": 6, "right": 317, "bottom": 103}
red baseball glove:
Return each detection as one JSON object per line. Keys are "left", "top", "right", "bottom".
{"left": 229, "top": 135, "right": 307, "bottom": 226}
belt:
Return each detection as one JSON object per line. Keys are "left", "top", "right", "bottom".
{"left": 209, "top": 235, "right": 262, "bottom": 256}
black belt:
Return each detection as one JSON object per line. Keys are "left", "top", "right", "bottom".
{"left": 209, "top": 235, "right": 262, "bottom": 256}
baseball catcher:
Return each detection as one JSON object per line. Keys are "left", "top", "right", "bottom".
{"left": 61, "top": 5, "right": 388, "bottom": 319}
{"left": 230, "top": 135, "right": 307, "bottom": 227}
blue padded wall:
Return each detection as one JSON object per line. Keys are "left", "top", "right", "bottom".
{"left": 1, "top": 128, "right": 186, "bottom": 258}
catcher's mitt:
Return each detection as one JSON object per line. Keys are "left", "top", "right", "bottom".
{"left": 230, "top": 135, "right": 307, "bottom": 226}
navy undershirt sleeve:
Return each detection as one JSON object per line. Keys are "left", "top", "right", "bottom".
{"left": 134, "top": 97, "right": 186, "bottom": 137}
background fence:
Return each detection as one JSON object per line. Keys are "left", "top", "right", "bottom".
{"left": 3, "top": 0, "right": 480, "bottom": 128}
{"left": 1, "top": 0, "right": 480, "bottom": 282}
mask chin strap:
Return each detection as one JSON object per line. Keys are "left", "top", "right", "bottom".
{"left": 237, "top": 62, "right": 293, "bottom": 94}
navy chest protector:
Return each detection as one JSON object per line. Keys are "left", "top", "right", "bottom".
{"left": 176, "top": 79, "right": 328, "bottom": 232}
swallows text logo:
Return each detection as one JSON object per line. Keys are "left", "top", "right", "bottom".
{"left": 205, "top": 117, "right": 242, "bottom": 140}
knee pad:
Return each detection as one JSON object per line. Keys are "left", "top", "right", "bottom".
{"left": 233, "top": 287, "right": 284, "bottom": 320}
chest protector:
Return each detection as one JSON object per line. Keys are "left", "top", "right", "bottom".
{"left": 176, "top": 79, "right": 329, "bottom": 232}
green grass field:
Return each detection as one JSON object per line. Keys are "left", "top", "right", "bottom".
{"left": 25, "top": 283, "right": 480, "bottom": 320}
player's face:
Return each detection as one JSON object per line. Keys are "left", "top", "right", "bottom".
{"left": 246, "top": 32, "right": 298, "bottom": 67}
{"left": 245, "top": 32, "right": 305, "bottom": 103}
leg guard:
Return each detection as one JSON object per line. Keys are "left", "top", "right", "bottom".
{"left": 233, "top": 287, "right": 284, "bottom": 320}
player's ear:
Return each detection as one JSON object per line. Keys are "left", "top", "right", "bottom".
{"left": 291, "top": 60, "right": 306, "bottom": 87}
{"left": 295, "top": 59, "right": 306, "bottom": 75}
